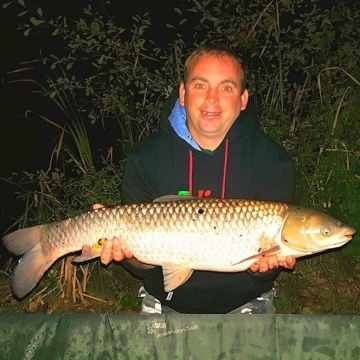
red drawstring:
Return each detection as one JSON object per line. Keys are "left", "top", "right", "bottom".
{"left": 188, "top": 150, "right": 193, "bottom": 196}
{"left": 221, "top": 139, "right": 229, "bottom": 199}
{"left": 188, "top": 139, "right": 228, "bottom": 198}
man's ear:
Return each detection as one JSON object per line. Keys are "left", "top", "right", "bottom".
{"left": 240, "top": 89, "right": 249, "bottom": 110}
{"left": 179, "top": 82, "right": 185, "bottom": 106}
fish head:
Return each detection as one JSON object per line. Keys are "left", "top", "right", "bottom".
{"left": 281, "top": 205, "right": 356, "bottom": 254}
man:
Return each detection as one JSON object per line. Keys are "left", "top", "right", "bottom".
{"left": 98, "top": 43, "right": 296, "bottom": 314}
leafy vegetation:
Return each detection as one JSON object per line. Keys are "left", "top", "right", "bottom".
{"left": 1, "top": 0, "right": 359, "bottom": 314}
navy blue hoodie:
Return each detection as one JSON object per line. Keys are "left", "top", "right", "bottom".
{"left": 120, "top": 90, "right": 295, "bottom": 314}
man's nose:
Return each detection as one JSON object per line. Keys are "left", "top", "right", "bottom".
{"left": 205, "top": 88, "right": 219, "bottom": 103}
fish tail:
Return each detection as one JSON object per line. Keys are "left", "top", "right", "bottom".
{"left": 2, "top": 225, "right": 42, "bottom": 255}
{"left": 2, "top": 225, "right": 54, "bottom": 298}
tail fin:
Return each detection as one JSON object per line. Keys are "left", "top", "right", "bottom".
{"left": 2, "top": 225, "right": 54, "bottom": 299}
{"left": 2, "top": 226, "right": 42, "bottom": 255}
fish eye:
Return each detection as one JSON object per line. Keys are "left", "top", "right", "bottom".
{"left": 321, "top": 227, "right": 332, "bottom": 236}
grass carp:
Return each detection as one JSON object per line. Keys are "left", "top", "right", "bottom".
{"left": 2, "top": 197, "right": 356, "bottom": 299}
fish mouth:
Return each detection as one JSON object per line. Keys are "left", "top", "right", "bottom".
{"left": 341, "top": 233, "right": 355, "bottom": 241}
{"left": 339, "top": 227, "right": 356, "bottom": 241}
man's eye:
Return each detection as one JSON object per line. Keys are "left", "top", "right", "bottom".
{"left": 222, "top": 86, "right": 232, "bottom": 91}
{"left": 195, "top": 83, "right": 205, "bottom": 89}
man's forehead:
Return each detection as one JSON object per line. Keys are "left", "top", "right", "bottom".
{"left": 188, "top": 57, "right": 241, "bottom": 84}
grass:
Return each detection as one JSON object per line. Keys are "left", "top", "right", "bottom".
{"left": 275, "top": 249, "right": 360, "bottom": 315}
{"left": 0, "top": 257, "right": 142, "bottom": 315}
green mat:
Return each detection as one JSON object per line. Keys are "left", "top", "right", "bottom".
{"left": 0, "top": 314, "right": 359, "bottom": 359}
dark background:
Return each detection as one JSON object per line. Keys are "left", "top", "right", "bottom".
{"left": 0, "top": 0, "right": 183, "bottom": 175}
{"left": 0, "top": 0, "right": 345, "bottom": 235}
{"left": 0, "top": 0, "right": 183, "bottom": 235}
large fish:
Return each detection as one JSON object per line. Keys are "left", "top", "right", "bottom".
{"left": 2, "top": 196, "right": 356, "bottom": 299}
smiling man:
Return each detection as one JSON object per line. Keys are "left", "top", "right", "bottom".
{"left": 179, "top": 50, "right": 248, "bottom": 150}
{"left": 98, "top": 43, "right": 296, "bottom": 314}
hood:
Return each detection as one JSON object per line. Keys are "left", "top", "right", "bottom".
{"left": 158, "top": 89, "right": 264, "bottom": 199}
{"left": 159, "top": 89, "right": 261, "bottom": 153}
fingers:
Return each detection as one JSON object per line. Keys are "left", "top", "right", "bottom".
{"left": 122, "top": 247, "right": 134, "bottom": 259}
{"left": 279, "top": 255, "right": 296, "bottom": 269}
{"left": 258, "top": 255, "right": 278, "bottom": 272}
{"left": 249, "top": 260, "right": 260, "bottom": 272}
{"left": 112, "top": 238, "right": 127, "bottom": 262}
{"left": 266, "top": 255, "right": 279, "bottom": 271}
{"left": 249, "top": 255, "right": 274, "bottom": 273}
{"left": 100, "top": 237, "right": 134, "bottom": 265}
{"left": 249, "top": 254, "right": 296, "bottom": 273}
{"left": 257, "top": 256, "right": 269, "bottom": 273}
{"left": 92, "top": 203, "right": 105, "bottom": 210}
{"left": 100, "top": 238, "right": 114, "bottom": 265}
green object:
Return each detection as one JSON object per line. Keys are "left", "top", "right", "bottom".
{"left": 177, "top": 190, "right": 190, "bottom": 196}
{"left": 0, "top": 314, "right": 359, "bottom": 359}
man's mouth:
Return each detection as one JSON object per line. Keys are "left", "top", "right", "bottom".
{"left": 202, "top": 111, "right": 220, "bottom": 116}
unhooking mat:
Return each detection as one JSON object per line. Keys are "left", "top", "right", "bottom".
{"left": 0, "top": 314, "right": 359, "bottom": 359}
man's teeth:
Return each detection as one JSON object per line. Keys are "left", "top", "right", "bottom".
{"left": 202, "top": 111, "right": 219, "bottom": 115}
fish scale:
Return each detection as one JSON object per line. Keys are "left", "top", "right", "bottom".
{"left": 2, "top": 197, "right": 356, "bottom": 299}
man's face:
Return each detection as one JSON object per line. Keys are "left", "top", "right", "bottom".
{"left": 179, "top": 54, "right": 249, "bottom": 149}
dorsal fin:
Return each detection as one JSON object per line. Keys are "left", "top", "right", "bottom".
{"left": 153, "top": 195, "right": 197, "bottom": 203}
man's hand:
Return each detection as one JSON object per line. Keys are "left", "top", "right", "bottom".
{"left": 92, "top": 204, "right": 134, "bottom": 265}
{"left": 100, "top": 237, "right": 134, "bottom": 265}
{"left": 249, "top": 255, "right": 296, "bottom": 273}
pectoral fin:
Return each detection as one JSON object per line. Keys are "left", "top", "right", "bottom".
{"left": 231, "top": 245, "right": 281, "bottom": 266}
{"left": 73, "top": 244, "right": 101, "bottom": 263}
{"left": 162, "top": 263, "right": 194, "bottom": 292}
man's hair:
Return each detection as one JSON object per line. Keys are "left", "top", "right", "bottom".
{"left": 183, "top": 43, "right": 247, "bottom": 92}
